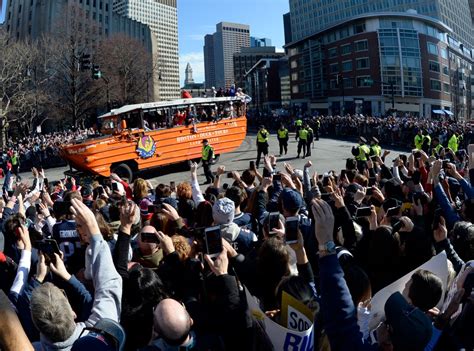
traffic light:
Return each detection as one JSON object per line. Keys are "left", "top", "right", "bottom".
{"left": 92, "top": 65, "right": 102, "bottom": 80}
{"left": 80, "top": 53, "right": 91, "bottom": 71}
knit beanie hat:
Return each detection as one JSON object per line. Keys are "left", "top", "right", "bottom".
{"left": 212, "top": 197, "right": 235, "bottom": 225}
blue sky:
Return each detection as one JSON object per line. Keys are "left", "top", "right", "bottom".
{"left": 178, "top": 0, "right": 289, "bottom": 85}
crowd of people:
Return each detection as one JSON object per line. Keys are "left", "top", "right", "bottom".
{"left": 0, "top": 120, "right": 472, "bottom": 350}
{"left": 1, "top": 130, "right": 94, "bottom": 174}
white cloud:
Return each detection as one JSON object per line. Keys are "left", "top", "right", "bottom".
{"left": 179, "top": 51, "right": 205, "bottom": 86}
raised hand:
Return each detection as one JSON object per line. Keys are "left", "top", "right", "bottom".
{"left": 161, "top": 203, "right": 180, "bottom": 222}
{"left": 204, "top": 246, "right": 229, "bottom": 276}
{"left": 311, "top": 199, "right": 335, "bottom": 246}
{"left": 70, "top": 198, "right": 100, "bottom": 242}
{"left": 119, "top": 200, "right": 137, "bottom": 234}
{"left": 156, "top": 231, "right": 175, "bottom": 256}
{"left": 49, "top": 253, "right": 72, "bottom": 281}
{"left": 433, "top": 216, "right": 448, "bottom": 243}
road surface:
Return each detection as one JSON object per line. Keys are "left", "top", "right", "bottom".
{"left": 16, "top": 134, "right": 401, "bottom": 187}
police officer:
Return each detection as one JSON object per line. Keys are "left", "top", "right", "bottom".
{"left": 297, "top": 125, "right": 308, "bottom": 158}
{"left": 431, "top": 137, "right": 444, "bottom": 158}
{"left": 370, "top": 137, "right": 382, "bottom": 157}
{"left": 422, "top": 130, "right": 431, "bottom": 153}
{"left": 277, "top": 124, "right": 289, "bottom": 156}
{"left": 448, "top": 131, "right": 459, "bottom": 152}
{"left": 414, "top": 129, "right": 424, "bottom": 150}
{"left": 256, "top": 125, "right": 269, "bottom": 168}
{"left": 201, "top": 139, "right": 215, "bottom": 184}
{"left": 305, "top": 124, "right": 314, "bottom": 157}
{"left": 314, "top": 118, "right": 321, "bottom": 141}
{"left": 295, "top": 117, "right": 303, "bottom": 140}
{"left": 352, "top": 137, "right": 370, "bottom": 172}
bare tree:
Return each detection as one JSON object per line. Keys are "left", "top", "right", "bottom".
{"left": 95, "top": 34, "right": 153, "bottom": 106}
{"left": 0, "top": 29, "right": 37, "bottom": 147}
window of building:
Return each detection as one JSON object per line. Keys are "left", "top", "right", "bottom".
{"left": 290, "top": 60, "right": 298, "bottom": 69}
{"left": 356, "top": 57, "right": 369, "bottom": 70}
{"left": 341, "top": 44, "right": 351, "bottom": 55}
{"left": 429, "top": 60, "right": 440, "bottom": 72}
{"left": 357, "top": 76, "right": 371, "bottom": 87}
{"left": 328, "top": 47, "right": 338, "bottom": 58}
{"left": 105, "top": 15, "right": 109, "bottom": 24}
{"left": 93, "top": 0, "right": 96, "bottom": 7}
{"left": 330, "top": 79, "right": 337, "bottom": 89}
{"left": 105, "top": 3, "right": 108, "bottom": 11}
{"left": 99, "top": 14, "right": 102, "bottom": 22}
{"left": 354, "top": 23, "right": 365, "bottom": 33}
{"left": 355, "top": 40, "right": 368, "bottom": 51}
{"left": 443, "top": 83, "right": 450, "bottom": 94}
{"left": 292, "top": 85, "right": 299, "bottom": 94}
{"left": 343, "top": 77, "right": 353, "bottom": 88}
{"left": 330, "top": 63, "right": 339, "bottom": 74}
{"left": 342, "top": 60, "right": 352, "bottom": 72}
{"left": 92, "top": 12, "right": 96, "bottom": 20}
{"left": 427, "top": 42, "right": 438, "bottom": 55}
{"left": 18, "top": 4, "right": 22, "bottom": 12}
{"left": 442, "top": 65, "right": 449, "bottom": 75}
{"left": 430, "top": 79, "right": 441, "bottom": 91}
{"left": 440, "top": 48, "right": 448, "bottom": 59}
{"left": 291, "top": 73, "right": 298, "bottom": 80}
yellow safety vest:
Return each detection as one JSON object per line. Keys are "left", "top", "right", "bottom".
{"left": 432, "top": 144, "right": 443, "bottom": 156}
{"left": 257, "top": 129, "right": 269, "bottom": 143}
{"left": 277, "top": 129, "right": 288, "bottom": 139}
{"left": 423, "top": 135, "right": 431, "bottom": 147}
{"left": 298, "top": 129, "right": 308, "bottom": 141}
{"left": 371, "top": 145, "right": 382, "bottom": 157}
{"left": 202, "top": 145, "right": 214, "bottom": 161}
{"left": 295, "top": 120, "right": 303, "bottom": 127}
{"left": 414, "top": 135, "right": 423, "bottom": 150}
{"left": 356, "top": 144, "right": 370, "bottom": 161}
{"left": 448, "top": 135, "right": 458, "bottom": 152}
{"left": 11, "top": 155, "right": 18, "bottom": 165}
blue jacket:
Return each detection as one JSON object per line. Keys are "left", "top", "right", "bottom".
{"left": 319, "top": 254, "right": 376, "bottom": 351}
{"left": 433, "top": 183, "right": 460, "bottom": 230}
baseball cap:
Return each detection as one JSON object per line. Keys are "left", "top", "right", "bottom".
{"left": 72, "top": 319, "right": 126, "bottom": 351}
{"left": 359, "top": 136, "right": 367, "bottom": 143}
{"left": 372, "top": 137, "right": 379, "bottom": 143}
{"left": 202, "top": 139, "right": 208, "bottom": 144}
{"left": 384, "top": 292, "right": 432, "bottom": 351}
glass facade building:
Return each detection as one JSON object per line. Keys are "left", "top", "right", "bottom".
{"left": 289, "top": 0, "right": 474, "bottom": 48}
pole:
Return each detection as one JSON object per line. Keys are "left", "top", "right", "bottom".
{"left": 391, "top": 82, "right": 394, "bottom": 110}
{"left": 342, "top": 76, "right": 345, "bottom": 116}
{"left": 146, "top": 72, "right": 150, "bottom": 102}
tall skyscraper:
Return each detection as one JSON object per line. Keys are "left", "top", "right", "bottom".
{"left": 204, "top": 22, "right": 250, "bottom": 89}
{"left": 289, "top": 0, "right": 474, "bottom": 47}
{"left": 2, "top": 0, "right": 151, "bottom": 50}
{"left": 114, "top": 0, "right": 180, "bottom": 100}
{"left": 250, "top": 37, "right": 272, "bottom": 47}
{"left": 283, "top": 12, "right": 292, "bottom": 45}
{"left": 469, "top": 0, "right": 474, "bottom": 24}
{"left": 184, "top": 63, "right": 194, "bottom": 86}
{"left": 204, "top": 34, "right": 216, "bottom": 88}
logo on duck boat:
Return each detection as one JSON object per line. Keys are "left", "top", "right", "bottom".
{"left": 136, "top": 136, "right": 156, "bottom": 158}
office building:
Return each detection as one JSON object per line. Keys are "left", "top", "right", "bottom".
{"left": 469, "top": 0, "right": 474, "bottom": 24}
{"left": 233, "top": 46, "right": 284, "bottom": 90}
{"left": 3, "top": 0, "right": 152, "bottom": 51}
{"left": 250, "top": 36, "right": 272, "bottom": 47}
{"left": 204, "top": 22, "right": 250, "bottom": 89}
{"left": 283, "top": 12, "right": 292, "bottom": 45}
{"left": 204, "top": 34, "right": 216, "bottom": 88}
{"left": 245, "top": 57, "right": 290, "bottom": 110}
{"left": 114, "top": 0, "right": 180, "bottom": 100}
{"left": 285, "top": 12, "right": 473, "bottom": 120}
{"left": 289, "top": 0, "right": 474, "bottom": 48}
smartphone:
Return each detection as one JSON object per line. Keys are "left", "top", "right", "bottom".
{"left": 273, "top": 173, "right": 282, "bottom": 182}
{"left": 120, "top": 195, "right": 128, "bottom": 207}
{"left": 392, "top": 220, "right": 403, "bottom": 233}
{"left": 227, "top": 172, "right": 234, "bottom": 179}
{"left": 35, "top": 203, "right": 42, "bottom": 213}
{"left": 204, "top": 226, "right": 223, "bottom": 258}
{"left": 7, "top": 190, "right": 14, "bottom": 197}
{"left": 249, "top": 161, "right": 255, "bottom": 169}
{"left": 141, "top": 231, "right": 159, "bottom": 243}
{"left": 97, "top": 186, "right": 105, "bottom": 195}
{"left": 37, "top": 239, "right": 61, "bottom": 265}
{"left": 53, "top": 201, "right": 72, "bottom": 216}
{"left": 170, "top": 181, "right": 176, "bottom": 190}
{"left": 442, "top": 159, "right": 450, "bottom": 169}
{"left": 285, "top": 216, "right": 299, "bottom": 244}
{"left": 368, "top": 177, "right": 376, "bottom": 187}
{"left": 370, "top": 156, "right": 377, "bottom": 161}
{"left": 386, "top": 206, "right": 401, "bottom": 218}
{"left": 366, "top": 187, "right": 374, "bottom": 196}
{"left": 356, "top": 207, "right": 372, "bottom": 218}
{"left": 268, "top": 212, "right": 280, "bottom": 234}
{"left": 262, "top": 168, "right": 271, "bottom": 178}
{"left": 340, "top": 170, "right": 347, "bottom": 178}
{"left": 112, "top": 182, "right": 119, "bottom": 192}
{"left": 413, "top": 151, "right": 422, "bottom": 159}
